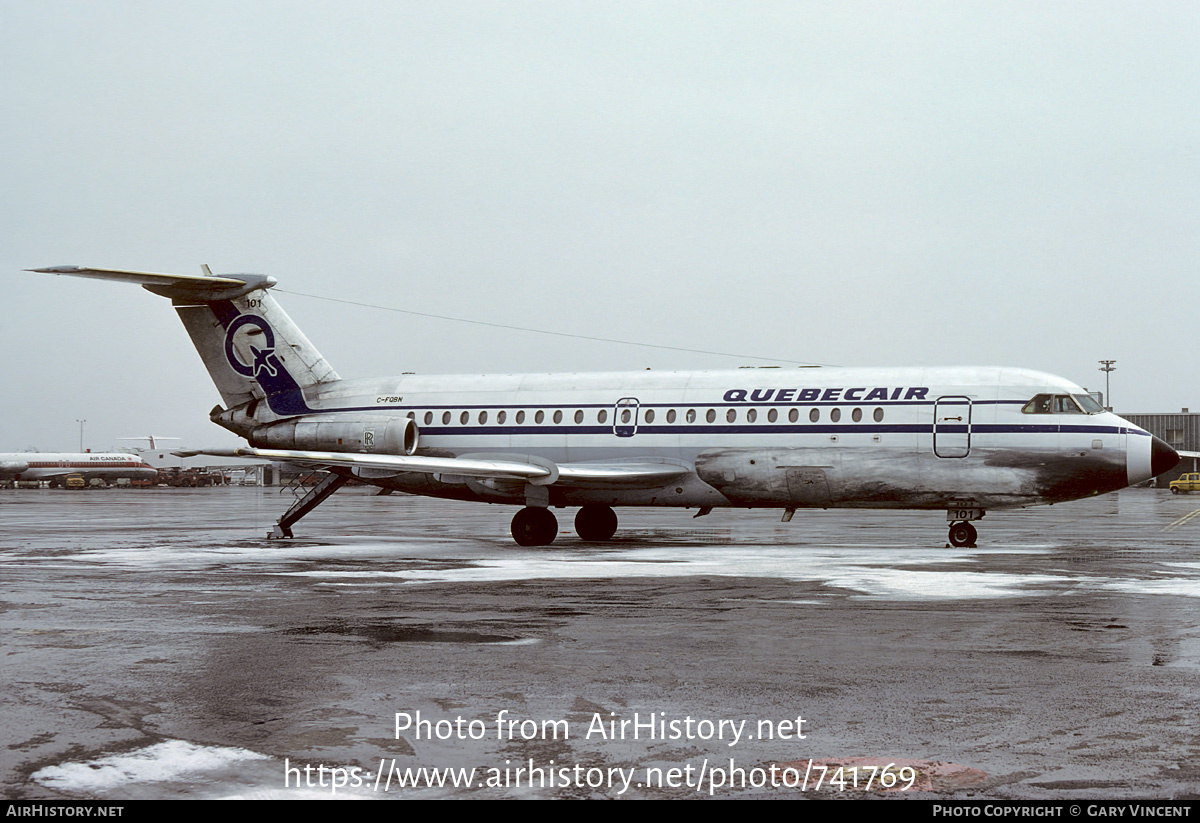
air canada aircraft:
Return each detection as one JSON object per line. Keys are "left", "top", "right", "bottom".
{"left": 0, "top": 452, "right": 156, "bottom": 485}
{"left": 30, "top": 266, "right": 1179, "bottom": 547}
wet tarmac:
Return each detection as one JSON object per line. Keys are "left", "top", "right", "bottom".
{"left": 2, "top": 485, "right": 1198, "bottom": 799}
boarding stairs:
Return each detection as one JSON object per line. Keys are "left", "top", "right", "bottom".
{"left": 269, "top": 470, "right": 349, "bottom": 538}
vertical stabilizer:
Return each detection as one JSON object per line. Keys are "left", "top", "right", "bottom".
{"left": 29, "top": 266, "right": 340, "bottom": 415}
{"left": 175, "top": 289, "right": 340, "bottom": 414}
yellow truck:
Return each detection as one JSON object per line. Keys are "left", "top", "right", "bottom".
{"left": 1170, "top": 473, "right": 1200, "bottom": 494}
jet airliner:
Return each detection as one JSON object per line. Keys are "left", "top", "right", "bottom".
{"left": 28, "top": 266, "right": 1179, "bottom": 546}
{"left": 0, "top": 452, "right": 156, "bottom": 486}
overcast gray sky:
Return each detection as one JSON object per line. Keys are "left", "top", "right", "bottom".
{"left": 2, "top": 1, "right": 1197, "bottom": 452}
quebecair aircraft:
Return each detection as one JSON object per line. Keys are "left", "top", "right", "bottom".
{"left": 30, "top": 266, "right": 1179, "bottom": 547}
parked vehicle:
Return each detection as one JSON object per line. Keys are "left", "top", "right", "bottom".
{"left": 1170, "top": 472, "right": 1200, "bottom": 494}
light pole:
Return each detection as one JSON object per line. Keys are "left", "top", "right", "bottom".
{"left": 76, "top": 419, "right": 86, "bottom": 452}
{"left": 1098, "top": 360, "right": 1116, "bottom": 411}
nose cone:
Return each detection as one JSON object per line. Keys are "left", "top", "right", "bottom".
{"left": 1151, "top": 436, "right": 1180, "bottom": 477}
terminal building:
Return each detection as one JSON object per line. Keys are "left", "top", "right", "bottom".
{"left": 1118, "top": 409, "right": 1200, "bottom": 484}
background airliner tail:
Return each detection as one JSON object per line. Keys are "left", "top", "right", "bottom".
{"left": 30, "top": 266, "right": 340, "bottom": 414}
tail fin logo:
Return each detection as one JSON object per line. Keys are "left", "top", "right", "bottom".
{"left": 224, "top": 314, "right": 279, "bottom": 379}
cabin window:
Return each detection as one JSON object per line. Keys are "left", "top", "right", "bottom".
{"left": 667, "top": 409, "right": 677, "bottom": 423}
{"left": 620, "top": 409, "right": 631, "bottom": 423}
{"left": 808, "top": 408, "right": 818, "bottom": 423}
{"left": 644, "top": 409, "right": 655, "bottom": 423}
{"left": 497, "top": 410, "right": 506, "bottom": 424}
{"left": 516, "top": 410, "right": 526, "bottom": 424}
{"left": 686, "top": 409, "right": 696, "bottom": 423}
{"left": 789, "top": 408, "right": 799, "bottom": 423}
{"left": 574, "top": 410, "right": 584, "bottom": 424}
{"left": 830, "top": 408, "right": 841, "bottom": 423}
{"left": 424, "top": 411, "right": 433, "bottom": 425}
{"left": 746, "top": 408, "right": 757, "bottom": 423}
{"left": 478, "top": 410, "right": 488, "bottom": 424}
{"left": 406, "top": 411, "right": 415, "bottom": 420}
{"left": 767, "top": 408, "right": 777, "bottom": 423}
{"left": 706, "top": 409, "right": 716, "bottom": 423}
{"left": 535, "top": 410, "right": 545, "bottom": 424}
{"left": 852, "top": 408, "right": 862, "bottom": 422}
{"left": 442, "top": 411, "right": 452, "bottom": 425}
{"left": 460, "top": 411, "right": 470, "bottom": 425}
{"left": 553, "top": 410, "right": 563, "bottom": 424}
{"left": 726, "top": 408, "right": 736, "bottom": 423}
{"left": 598, "top": 409, "right": 607, "bottom": 424}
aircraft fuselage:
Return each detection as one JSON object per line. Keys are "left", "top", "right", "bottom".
{"left": 0, "top": 453, "right": 157, "bottom": 484}
{"left": 231, "top": 365, "right": 1161, "bottom": 511}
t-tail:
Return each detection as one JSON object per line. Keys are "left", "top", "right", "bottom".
{"left": 29, "top": 266, "right": 339, "bottom": 436}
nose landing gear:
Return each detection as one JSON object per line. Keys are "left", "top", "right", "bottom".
{"left": 948, "top": 521, "right": 978, "bottom": 548}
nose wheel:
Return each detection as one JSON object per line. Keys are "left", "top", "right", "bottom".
{"left": 948, "top": 521, "right": 977, "bottom": 548}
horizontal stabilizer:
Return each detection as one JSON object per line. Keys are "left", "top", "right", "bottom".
{"left": 28, "top": 266, "right": 275, "bottom": 301}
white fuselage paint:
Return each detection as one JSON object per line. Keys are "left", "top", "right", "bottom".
{"left": 243, "top": 365, "right": 1151, "bottom": 511}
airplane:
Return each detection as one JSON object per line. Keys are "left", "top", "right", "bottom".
{"left": 28, "top": 265, "right": 1180, "bottom": 546}
{"left": 0, "top": 451, "right": 157, "bottom": 486}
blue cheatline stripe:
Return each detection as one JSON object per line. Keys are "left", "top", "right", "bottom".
{"left": 307, "top": 398, "right": 1030, "bottom": 414}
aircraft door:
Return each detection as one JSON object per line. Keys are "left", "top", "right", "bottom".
{"left": 933, "top": 396, "right": 972, "bottom": 458}
{"left": 614, "top": 397, "right": 639, "bottom": 438}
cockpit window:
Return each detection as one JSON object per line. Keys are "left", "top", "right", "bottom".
{"left": 1054, "top": 395, "right": 1081, "bottom": 414}
{"left": 1022, "top": 393, "right": 1098, "bottom": 414}
{"left": 1022, "top": 394, "right": 1054, "bottom": 414}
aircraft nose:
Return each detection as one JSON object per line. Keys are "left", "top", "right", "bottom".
{"left": 1151, "top": 435, "right": 1180, "bottom": 477}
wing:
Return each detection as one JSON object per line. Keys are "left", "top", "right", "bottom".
{"left": 176, "top": 448, "right": 691, "bottom": 489}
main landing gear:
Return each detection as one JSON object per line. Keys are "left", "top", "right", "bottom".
{"left": 511, "top": 506, "right": 558, "bottom": 546}
{"left": 575, "top": 504, "right": 618, "bottom": 542}
{"left": 510, "top": 504, "right": 619, "bottom": 546}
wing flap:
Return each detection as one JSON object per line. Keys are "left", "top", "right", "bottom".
{"left": 555, "top": 461, "right": 692, "bottom": 489}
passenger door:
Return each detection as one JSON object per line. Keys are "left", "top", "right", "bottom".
{"left": 933, "top": 396, "right": 972, "bottom": 458}
{"left": 613, "top": 397, "right": 639, "bottom": 438}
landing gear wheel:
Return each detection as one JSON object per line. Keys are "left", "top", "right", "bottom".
{"left": 948, "top": 521, "right": 977, "bottom": 548}
{"left": 511, "top": 506, "right": 558, "bottom": 546}
{"left": 575, "top": 505, "right": 618, "bottom": 541}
